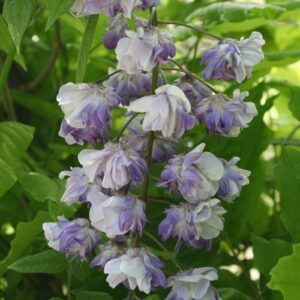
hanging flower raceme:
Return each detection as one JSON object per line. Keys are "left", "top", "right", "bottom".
{"left": 103, "top": 14, "right": 128, "bottom": 49}
{"left": 78, "top": 142, "right": 147, "bottom": 190}
{"left": 217, "top": 157, "right": 251, "bottom": 202}
{"left": 57, "top": 83, "right": 120, "bottom": 145}
{"left": 88, "top": 192, "right": 147, "bottom": 238}
{"left": 128, "top": 85, "right": 195, "bottom": 138}
{"left": 90, "top": 241, "right": 124, "bottom": 270}
{"left": 116, "top": 26, "right": 175, "bottom": 74}
{"left": 59, "top": 167, "right": 108, "bottom": 206}
{"left": 201, "top": 32, "right": 265, "bottom": 83}
{"left": 193, "top": 89, "right": 258, "bottom": 137}
{"left": 43, "top": 216, "right": 99, "bottom": 260}
{"left": 158, "top": 143, "right": 224, "bottom": 203}
{"left": 104, "top": 247, "right": 166, "bottom": 293}
{"left": 122, "top": 116, "right": 177, "bottom": 162}
{"left": 158, "top": 203, "right": 211, "bottom": 252}
{"left": 103, "top": 69, "right": 162, "bottom": 105}
{"left": 166, "top": 267, "right": 219, "bottom": 300}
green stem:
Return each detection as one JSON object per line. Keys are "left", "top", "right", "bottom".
{"left": 158, "top": 20, "right": 223, "bottom": 41}
{"left": 144, "top": 230, "right": 182, "bottom": 271}
{"left": 0, "top": 46, "right": 16, "bottom": 94}
{"left": 114, "top": 113, "right": 140, "bottom": 142}
{"left": 3, "top": 84, "right": 17, "bottom": 120}
{"left": 67, "top": 262, "right": 73, "bottom": 300}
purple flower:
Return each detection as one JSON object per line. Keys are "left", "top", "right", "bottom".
{"left": 193, "top": 89, "right": 258, "bottom": 137}
{"left": 103, "top": 69, "right": 161, "bottom": 105}
{"left": 88, "top": 193, "right": 147, "bottom": 238}
{"left": 103, "top": 15, "right": 128, "bottom": 49}
{"left": 201, "top": 32, "right": 265, "bottom": 83}
{"left": 193, "top": 199, "right": 226, "bottom": 240}
{"left": 166, "top": 268, "right": 219, "bottom": 300}
{"left": 217, "top": 157, "right": 251, "bottom": 202}
{"left": 116, "top": 26, "right": 175, "bottom": 74}
{"left": 90, "top": 241, "right": 124, "bottom": 270}
{"left": 158, "top": 203, "right": 211, "bottom": 252}
{"left": 43, "top": 216, "right": 99, "bottom": 260}
{"left": 57, "top": 83, "right": 120, "bottom": 145}
{"left": 59, "top": 167, "right": 105, "bottom": 206}
{"left": 78, "top": 142, "right": 147, "bottom": 190}
{"left": 176, "top": 76, "right": 213, "bottom": 108}
{"left": 71, "top": 0, "right": 121, "bottom": 17}
{"left": 122, "top": 116, "right": 177, "bottom": 162}
{"left": 158, "top": 144, "right": 224, "bottom": 203}
{"left": 128, "top": 85, "right": 195, "bottom": 138}
{"left": 104, "top": 247, "right": 166, "bottom": 293}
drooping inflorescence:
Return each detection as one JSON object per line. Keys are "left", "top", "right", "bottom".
{"left": 42, "top": 0, "right": 265, "bottom": 298}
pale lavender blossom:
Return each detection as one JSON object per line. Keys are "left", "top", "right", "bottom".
{"left": 71, "top": 0, "right": 121, "bottom": 17}
{"left": 166, "top": 268, "right": 219, "bottom": 300}
{"left": 158, "top": 144, "right": 224, "bottom": 203}
{"left": 176, "top": 76, "right": 212, "bottom": 108}
{"left": 103, "top": 69, "right": 161, "bottom": 105}
{"left": 217, "top": 157, "right": 251, "bottom": 202}
{"left": 78, "top": 142, "right": 147, "bottom": 190}
{"left": 103, "top": 15, "right": 128, "bottom": 49}
{"left": 43, "top": 216, "right": 99, "bottom": 260}
{"left": 120, "top": 0, "right": 160, "bottom": 17}
{"left": 193, "top": 199, "right": 226, "bottom": 240}
{"left": 90, "top": 241, "right": 124, "bottom": 270}
{"left": 193, "top": 89, "right": 257, "bottom": 137}
{"left": 57, "top": 83, "right": 120, "bottom": 145}
{"left": 104, "top": 247, "right": 166, "bottom": 293}
{"left": 88, "top": 193, "right": 147, "bottom": 238}
{"left": 59, "top": 167, "right": 107, "bottom": 205}
{"left": 123, "top": 116, "right": 177, "bottom": 162}
{"left": 158, "top": 203, "right": 211, "bottom": 252}
{"left": 116, "top": 26, "right": 175, "bottom": 74}
{"left": 128, "top": 85, "right": 195, "bottom": 138}
{"left": 201, "top": 32, "right": 265, "bottom": 83}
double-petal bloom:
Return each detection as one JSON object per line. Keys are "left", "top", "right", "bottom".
{"left": 128, "top": 85, "right": 195, "bottom": 138}
{"left": 201, "top": 31, "right": 265, "bottom": 83}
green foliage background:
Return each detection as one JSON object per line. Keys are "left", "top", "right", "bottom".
{"left": 1, "top": 0, "right": 300, "bottom": 299}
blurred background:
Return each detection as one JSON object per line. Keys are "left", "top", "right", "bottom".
{"left": 1, "top": 0, "right": 300, "bottom": 299}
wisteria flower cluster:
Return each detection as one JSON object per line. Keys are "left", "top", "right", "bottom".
{"left": 43, "top": 0, "right": 264, "bottom": 298}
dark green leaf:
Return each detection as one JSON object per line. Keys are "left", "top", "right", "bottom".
{"left": 252, "top": 234, "right": 293, "bottom": 279}
{"left": 0, "top": 211, "right": 51, "bottom": 276}
{"left": 274, "top": 148, "right": 300, "bottom": 242}
{"left": 288, "top": 86, "right": 300, "bottom": 121}
{"left": 219, "top": 288, "right": 251, "bottom": 300}
{"left": 76, "top": 16, "right": 98, "bottom": 83}
{"left": 3, "top": 0, "right": 36, "bottom": 50}
{"left": 8, "top": 250, "right": 67, "bottom": 273}
{"left": 46, "top": 0, "right": 76, "bottom": 31}
{"left": 75, "top": 291, "right": 113, "bottom": 300}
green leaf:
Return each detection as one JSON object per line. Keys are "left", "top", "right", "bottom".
{"left": 0, "top": 211, "right": 51, "bottom": 276}
{"left": 0, "top": 15, "right": 26, "bottom": 68}
{"left": 143, "top": 296, "right": 160, "bottom": 300}
{"left": 219, "top": 288, "right": 251, "bottom": 300}
{"left": 18, "top": 172, "right": 61, "bottom": 202}
{"left": 3, "top": 0, "right": 36, "bottom": 50}
{"left": 0, "top": 122, "right": 35, "bottom": 167}
{"left": 76, "top": 15, "right": 98, "bottom": 83}
{"left": 288, "top": 86, "right": 300, "bottom": 121}
{"left": 8, "top": 250, "right": 67, "bottom": 273}
{"left": 274, "top": 148, "right": 300, "bottom": 242}
{"left": 252, "top": 235, "right": 293, "bottom": 279}
{"left": 0, "top": 122, "right": 34, "bottom": 197}
{"left": 269, "top": 243, "right": 300, "bottom": 299}
{"left": 75, "top": 291, "right": 113, "bottom": 300}
{"left": 187, "top": 2, "right": 284, "bottom": 24}
{"left": 46, "top": 0, "right": 76, "bottom": 31}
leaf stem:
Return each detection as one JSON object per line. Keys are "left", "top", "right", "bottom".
{"left": 114, "top": 113, "right": 140, "bottom": 142}
{"left": 95, "top": 70, "right": 121, "bottom": 84}
{"left": 144, "top": 230, "right": 182, "bottom": 271}
{"left": 67, "top": 262, "right": 73, "bottom": 300}
{"left": 158, "top": 20, "right": 223, "bottom": 41}
{"left": 0, "top": 46, "right": 16, "bottom": 95}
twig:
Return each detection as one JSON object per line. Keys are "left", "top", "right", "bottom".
{"left": 114, "top": 113, "right": 140, "bottom": 142}
{"left": 158, "top": 20, "right": 223, "bottom": 41}
{"left": 95, "top": 69, "right": 122, "bottom": 83}
{"left": 21, "top": 21, "right": 62, "bottom": 91}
